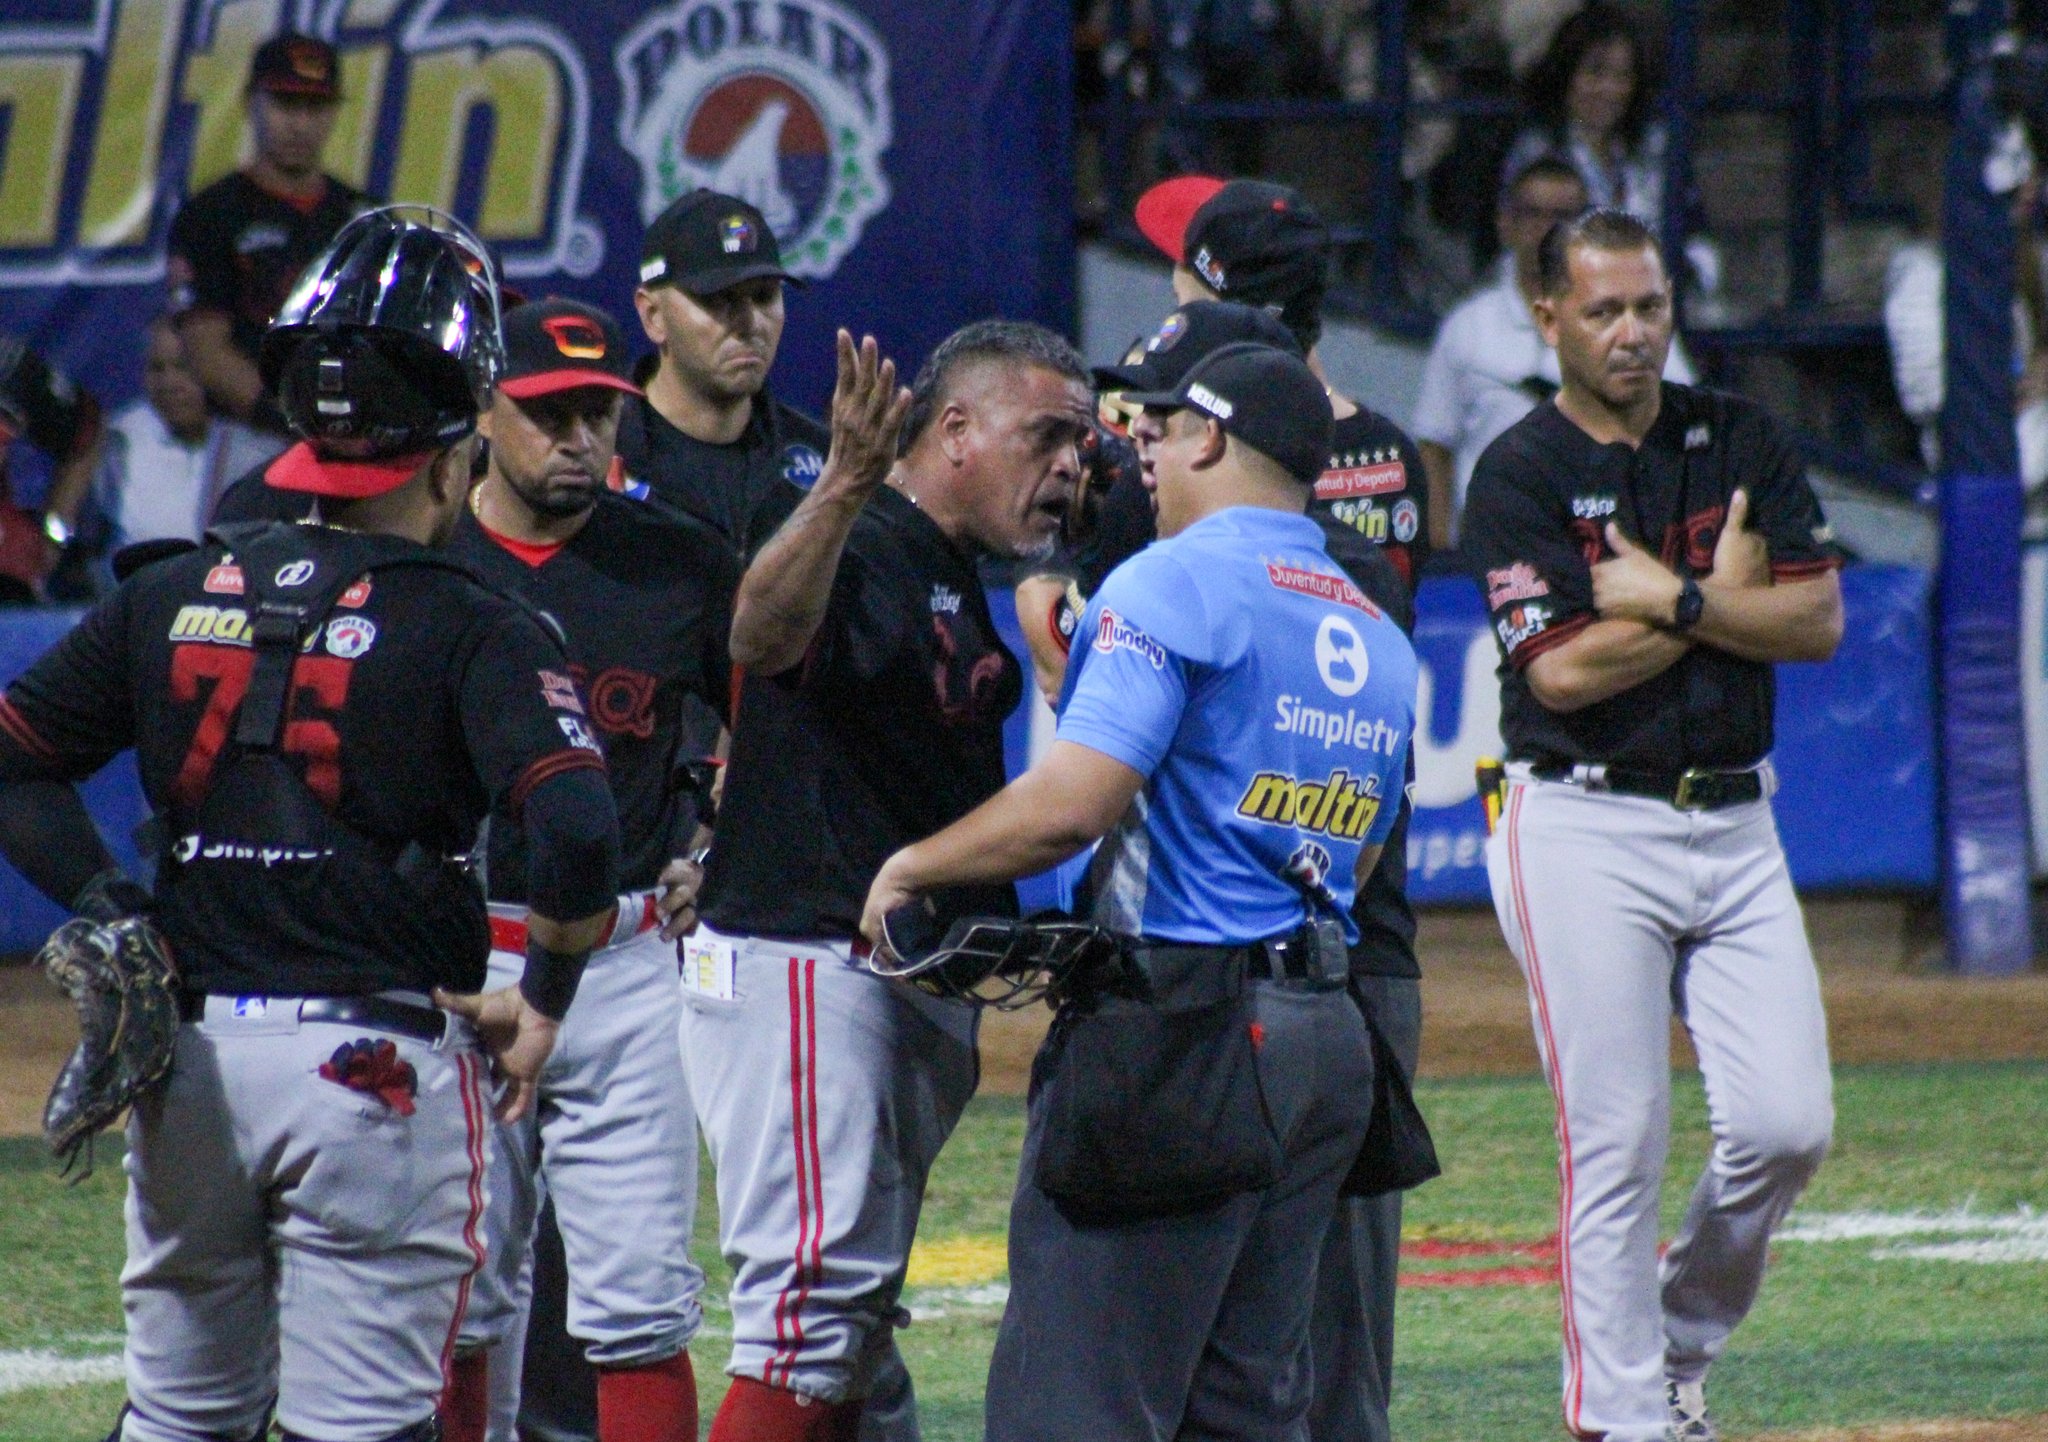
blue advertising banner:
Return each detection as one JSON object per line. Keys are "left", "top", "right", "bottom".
{"left": 0, "top": 0, "right": 1075, "bottom": 420}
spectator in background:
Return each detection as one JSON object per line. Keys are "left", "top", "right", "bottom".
{"left": 1152, "top": 0, "right": 1290, "bottom": 174}
{"left": 166, "top": 32, "right": 372, "bottom": 443}
{"left": 1502, "top": 4, "right": 1664, "bottom": 231}
{"left": 0, "top": 337, "right": 100, "bottom": 605}
{"left": 89, "top": 318, "right": 273, "bottom": 561}
{"left": 1411, "top": 154, "right": 1694, "bottom": 548}
{"left": 1884, "top": 122, "right": 2048, "bottom": 490}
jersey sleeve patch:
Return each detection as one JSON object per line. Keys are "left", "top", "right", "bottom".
{"left": 1499, "top": 607, "right": 1590, "bottom": 668}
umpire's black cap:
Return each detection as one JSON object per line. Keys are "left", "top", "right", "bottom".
{"left": 1121, "top": 342, "right": 1334, "bottom": 487}
{"left": 638, "top": 190, "right": 803, "bottom": 296}
{"left": 1093, "top": 300, "right": 1303, "bottom": 398}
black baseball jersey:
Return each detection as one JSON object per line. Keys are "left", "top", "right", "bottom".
{"left": 447, "top": 493, "right": 737, "bottom": 897}
{"left": 614, "top": 389, "right": 828, "bottom": 554}
{"left": 0, "top": 529, "right": 605, "bottom": 998}
{"left": 1310, "top": 406, "right": 1430, "bottom": 591}
{"left": 1463, "top": 383, "right": 1838, "bottom": 769}
{"left": 701, "top": 484, "right": 1025, "bottom": 940}
{"left": 167, "top": 172, "right": 372, "bottom": 366}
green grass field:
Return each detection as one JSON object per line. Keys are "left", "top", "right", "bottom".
{"left": 3, "top": 1061, "right": 2043, "bottom": 1441}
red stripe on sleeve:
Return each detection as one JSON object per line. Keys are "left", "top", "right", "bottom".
{"left": 506, "top": 748, "right": 605, "bottom": 815}
{"left": 1505, "top": 612, "right": 1594, "bottom": 670}
{"left": 1770, "top": 557, "right": 1840, "bottom": 582}
{"left": 0, "top": 697, "right": 59, "bottom": 767}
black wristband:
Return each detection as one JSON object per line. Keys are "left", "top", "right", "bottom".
{"left": 519, "top": 937, "right": 589, "bottom": 1021}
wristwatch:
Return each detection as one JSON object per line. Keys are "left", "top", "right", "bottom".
{"left": 1672, "top": 577, "right": 1705, "bottom": 631}
{"left": 38, "top": 511, "right": 72, "bottom": 548}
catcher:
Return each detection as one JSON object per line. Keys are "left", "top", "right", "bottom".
{"left": 0, "top": 208, "right": 621, "bottom": 1442}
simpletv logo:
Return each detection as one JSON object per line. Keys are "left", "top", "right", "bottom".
{"left": 0, "top": 0, "right": 596, "bottom": 286}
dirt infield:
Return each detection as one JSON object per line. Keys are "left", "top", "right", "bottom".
{"left": 5, "top": 897, "right": 2047, "bottom": 1135}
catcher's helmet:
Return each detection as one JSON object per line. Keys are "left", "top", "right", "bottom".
{"left": 868, "top": 903, "right": 1124, "bottom": 1010}
{"left": 260, "top": 205, "right": 504, "bottom": 466}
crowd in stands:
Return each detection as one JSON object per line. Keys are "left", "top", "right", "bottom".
{"left": 0, "top": 8, "right": 2030, "bottom": 610}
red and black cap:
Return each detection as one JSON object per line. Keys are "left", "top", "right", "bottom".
{"left": 639, "top": 190, "right": 802, "bottom": 296}
{"left": 265, "top": 442, "right": 436, "bottom": 500}
{"left": 1121, "top": 342, "right": 1334, "bottom": 487}
{"left": 499, "top": 298, "right": 642, "bottom": 401}
{"left": 249, "top": 33, "right": 340, "bottom": 101}
{"left": 1134, "top": 176, "right": 1329, "bottom": 305}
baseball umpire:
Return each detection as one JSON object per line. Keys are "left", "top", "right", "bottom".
{"left": 0, "top": 209, "right": 623, "bottom": 1442}
{"left": 1024, "top": 292, "right": 1438, "bottom": 1442}
{"left": 863, "top": 341, "right": 1417, "bottom": 1442}
{"left": 438, "top": 298, "right": 739, "bottom": 1442}
{"left": 680, "top": 320, "right": 1090, "bottom": 1441}
{"left": 1462, "top": 208, "right": 1841, "bottom": 1442}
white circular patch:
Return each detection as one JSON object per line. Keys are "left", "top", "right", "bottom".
{"left": 324, "top": 615, "right": 378, "bottom": 660}
{"left": 1314, "top": 614, "right": 1367, "bottom": 698}
{"left": 1392, "top": 498, "right": 1419, "bottom": 544}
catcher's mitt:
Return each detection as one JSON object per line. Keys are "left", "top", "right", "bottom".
{"left": 40, "top": 915, "right": 181, "bottom": 1178}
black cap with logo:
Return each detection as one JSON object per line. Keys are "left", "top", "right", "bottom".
{"left": 1122, "top": 342, "right": 1334, "bottom": 487}
{"left": 498, "top": 298, "right": 643, "bottom": 401}
{"left": 1134, "top": 176, "right": 1329, "bottom": 306}
{"left": 248, "top": 33, "right": 340, "bottom": 101}
{"left": 1093, "top": 300, "right": 1303, "bottom": 397}
{"left": 638, "top": 190, "right": 802, "bottom": 296}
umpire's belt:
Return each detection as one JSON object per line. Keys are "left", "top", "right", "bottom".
{"left": 487, "top": 888, "right": 662, "bottom": 956}
{"left": 1529, "top": 761, "right": 1769, "bottom": 812}
{"left": 177, "top": 990, "right": 449, "bottom": 1044}
{"left": 1125, "top": 928, "right": 1348, "bottom": 1000}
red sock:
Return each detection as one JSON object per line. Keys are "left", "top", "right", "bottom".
{"left": 440, "top": 1349, "right": 490, "bottom": 1442}
{"left": 596, "top": 1350, "right": 700, "bottom": 1442}
{"left": 706, "top": 1375, "right": 862, "bottom": 1442}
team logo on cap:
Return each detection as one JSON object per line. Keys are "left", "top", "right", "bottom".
{"left": 1148, "top": 313, "right": 1189, "bottom": 353}
{"left": 720, "top": 214, "right": 757, "bottom": 254}
{"left": 288, "top": 41, "right": 332, "bottom": 83}
{"left": 1192, "top": 245, "right": 1227, "bottom": 291}
{"left": 617, "top": 0, "right": 893, "bottom": 280}
{"left": 541, "top": 315, "right": 608, "bottom": 361}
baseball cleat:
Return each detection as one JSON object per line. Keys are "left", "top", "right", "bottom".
{"left": 1667, "top": 1379, "right": 1720, "bottom": 1442}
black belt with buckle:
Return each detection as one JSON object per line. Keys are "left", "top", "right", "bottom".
{"left": 1533, "top": 763, "right": 1765, "bottom": 812}
{"left": 178, "top": 991, "right": 448, "bottom": 1043}
{"left": 1126, "top": 926, "right": 1348, "bottom": 995}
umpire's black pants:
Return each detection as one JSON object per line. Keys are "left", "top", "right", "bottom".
{"left": 984, "top": 979, "right": 1373, "bottom": 1442}
{"left": 1308, "top": 974, "right": 1424, "bottom": 1442}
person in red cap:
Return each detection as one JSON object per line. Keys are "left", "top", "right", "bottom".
{"left": 0, "top": 209, "right": 620, "bottom": 1442}
{"left": 168, "top": 32, "right": 374, "bottom": 439}
{"left": 1135, "top": 172, "right": 1437, "bottom": 1442}
{"left": 438, "top": 297, "right": 741, "bottom": 1442}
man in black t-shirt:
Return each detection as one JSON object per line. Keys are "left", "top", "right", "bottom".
{"left": 620, "top": 189, "right": 829, "bottom": 552}
{"left": 437, "top": 298, "right": 736, "bottom": 1442}
{"left": 167, "top": 33, "right": 372, "bottom": 436}
{"left": 0, "top": 212, "right": 617, "bottom": 1442}
{"left": 1462, "top": 209, "right": 1841, "bottom": 1442}
{"left": 681, "top": 321, "right": 1091, "bottom": 1442}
